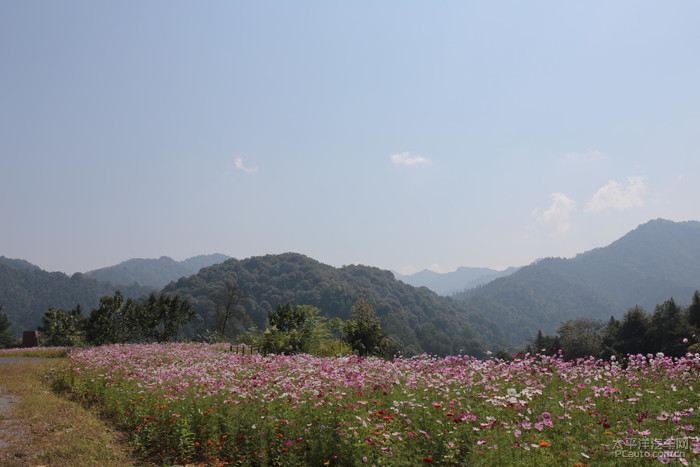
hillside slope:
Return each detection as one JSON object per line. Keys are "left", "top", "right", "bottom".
{"left": 85, "top": 253, "right": 229, "bottom": 289}
{"left": 163, "top": 253, "right": 502, "bottom": 356}
{"left": 455, "top": 219, "right": 700, "bottom": 347}
{"left": 0, "top": 258, "right": 152, "bottom": 333}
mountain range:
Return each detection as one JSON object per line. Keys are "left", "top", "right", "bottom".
{"left": 453, "top": 218, "right": 700, "bottom": 346}
{"left": 2, "top": 218, "right": 700, "bottom": 354}
{"left": 394, "top": 266, "right": 521, "bottom": 296}
{"left": 85, "top": 253, "right": 230, "bottom": 289}
{"left": 0, "top": 257, "right": 152, "bottom": 332}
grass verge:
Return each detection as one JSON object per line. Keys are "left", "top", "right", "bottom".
{"left": 0, "top": 348, "right": 70, "bottom": 358}
{"left": 0, "top": 360, "right": 138, "bottom": 467}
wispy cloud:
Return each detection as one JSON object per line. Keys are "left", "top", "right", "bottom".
{"left": 390, "top": 152, "right": 432, "bottom": 166}
{"left": 585, "top": 176, "right": 648, "bottom": 213}
{"left": 234, "top": 157, "right": 258, "bottom": 174}
{"left": 537, "top": 192, "right": 577, "bottom": 235}
{"left": 564, "top": 150, "right": 606, "bottom": 162}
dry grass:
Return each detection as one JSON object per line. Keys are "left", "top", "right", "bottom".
{"left": 0, "top": 360, "right": 139, "bottom": 467}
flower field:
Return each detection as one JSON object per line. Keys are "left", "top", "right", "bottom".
{"left": 54, "top": 344, "right": 700, "bottom": 466}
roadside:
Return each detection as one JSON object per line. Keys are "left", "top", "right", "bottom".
{"left": 0, "top": 360, "right": 138, "bottom": 467}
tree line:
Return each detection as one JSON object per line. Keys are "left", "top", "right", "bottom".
{"left": 1, "top": 289, "right": 402, "bottom": 359}
{"left": 37, "top": 291, "right": 194, "bottom": 347}
{"left": 198, "top": 280, "right": 402, "bottom": 358}
{"left": 246, "top": 298, "right": 403, "bottom": 358}
{"left": 526, "top": 291, "right": 700, "bottom": 360}
{"left": 163, "top": 253, "right": 489, "bottom": 357}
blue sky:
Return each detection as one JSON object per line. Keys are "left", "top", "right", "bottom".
{"left": 2, "top": 1, "right": 699, "bottom": 275}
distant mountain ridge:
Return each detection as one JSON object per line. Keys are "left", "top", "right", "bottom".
{"left": 0, "top": 256, "right": 41, "bottom": 271}
{"left": 454, "top": 218, "right": 700, "bottom": 348}
{"left": 394, "top": 266, "right": 520, "bottom": 295}
{"left": 0, "top": 257, "right": 152, "bottom": 333}
{"left": 3, "top": 218, "right": 700, "bottom": 354}
{"left": 85, "top": 253, "right": 230, "bottom": 289}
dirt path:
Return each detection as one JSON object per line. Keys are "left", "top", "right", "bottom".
{"left": 0, "top": 358, "right": 141, "bottom": 466}
{"left": 0, "top": 359, "right": 51, "bottom": 464}
{"left": 0, "top": 389, "right": 23, "bottom": 450}
{"left": 0, "top": 358, "right": 55, "bottom": 426}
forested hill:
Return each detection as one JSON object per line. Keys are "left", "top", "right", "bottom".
{"left": 85, "top": 253, "right": 230, "bottom": 289}
{"left": 0, "top": 257, "right": 152, "bottom": 332}
{"left": 454, "top": 219, "right": 700, "bottom": 347}
{"left": 163, "top": 253, "right": 502, "bottom": 356}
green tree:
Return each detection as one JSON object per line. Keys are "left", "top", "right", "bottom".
{"left": 210, "top": 281, "right": 250, "bottom": 336}
{"left": 556, "top": 318, "right": 605, "bottom": 360}
{"left": 0, "top": 306, "right": 14, "bottom": 348}
{"left": 141, "top": 292, "right": 194, "bottom": 342}
{"left": 599, "top": 316, "right": 621, "bottom": 360}
{"left": 527, "top": 329, "right": 560, "bottom": 356}
{"left": 614, "top": 306, "right": 651, "bottom": 357}
{"left": 260, "top": 303, "right": 321, "bottom": 354}
{"left": 85, "top": 291, "right": 137, "bottom": 345}
{"left": 688, "top": 290, "right": 700, "bottom": 329}
{"left": 649, "top": 298, "right": 688, "bottom": 357}
{"left": 344, "top": 298, "right": 402, "bottom": 358}
{"left": 39, "top": 305, "right": 86, "bottom": 347}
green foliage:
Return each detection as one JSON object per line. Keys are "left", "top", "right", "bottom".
{"left": 210, "top": 280, "right": 250, "bottom": 336}
{"left": 526, "top": 329, "right": 560, "bottom": 356}
{"left": 163, "top": 253, "right": 486, "bottom": 356}
{"left": 305, "top": 337, "right": 353, "bottom": 357}
{"left": 0, "top": 305, "right": 15, "bottom": 348}
{"left": 649, "top": 298, "right": 688, "bottom": 357}
{"left": 39, "top": 305, "right": 87, "bottom": 347}
{"left": 268, "top": 302, "right": 310, "bottom": 333}
{"left": 259, "top": 303, "right": 323, "bottom": 354}
{"left": 140, "top": 292, "right": 194, "bottom": 342}
{"left": 614, "top": 306, "right": 653, "bottom": 356}
{"left": 85, "top": 291, "right": 135, "bottom": 345}
{"left": 688, "top": 290, "right": 700, "bottom": 329}
{"left": 524, "top": 291, "right": 700, "bottom": 360}
{"left": 455, "top": 219, "right": 700, "bottom": 348}
{"left": 253, "top": 303, "right": 354, "bottom": 357}
{"left": 556, "top": 318, "right": 605, "bottom": 360}
{"left": 0, "top": 257, "right": 152, "bottom": 331}
{"left": 345, "top": 299, "right": 403, "bottom": 358}
{"left": 39, "top": 291, "right": 194, "bottom": 347}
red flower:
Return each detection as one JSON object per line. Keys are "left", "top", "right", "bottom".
{"left": 424, "top": 457, "right": 433, "bottom": 463}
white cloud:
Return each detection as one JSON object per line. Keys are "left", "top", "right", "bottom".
{"left": 234, "top": 157, "right": 258, "bottom": 174}
{"left": 390, "top": 152, "right": 432, "bottom": 166}
{"left": 585, "top": 176, "right": 648, "bottom": 213}
{"left": 538, "top": 192, "right": 577, "bottom": 235}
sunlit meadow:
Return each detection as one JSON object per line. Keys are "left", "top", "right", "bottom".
{"left": 53, "top": 344, "right": 700, "bottom": 466}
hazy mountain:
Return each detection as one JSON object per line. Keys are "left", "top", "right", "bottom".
{"left": 395, "top": 266, "right": 520, "bottom": 295}
{"left": 454, "top": 219, "right": 700, "bottom": 348}
{"left": 0, "top": 256, "right": 41, "bottom": 272}
{"left": 181, "top": 254, "right": 230, "bottom": 273}
{"left": 163, "top": 253, "right": 500, "bottom": 356}
{"left": 0, "top": 258, "right": 152, "bottom": 334}
{"left": 3, "top": 218, "right": 699, "bottom": 354}
{"left": 85, "top": 253, "right": 230, "bottom": 289}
